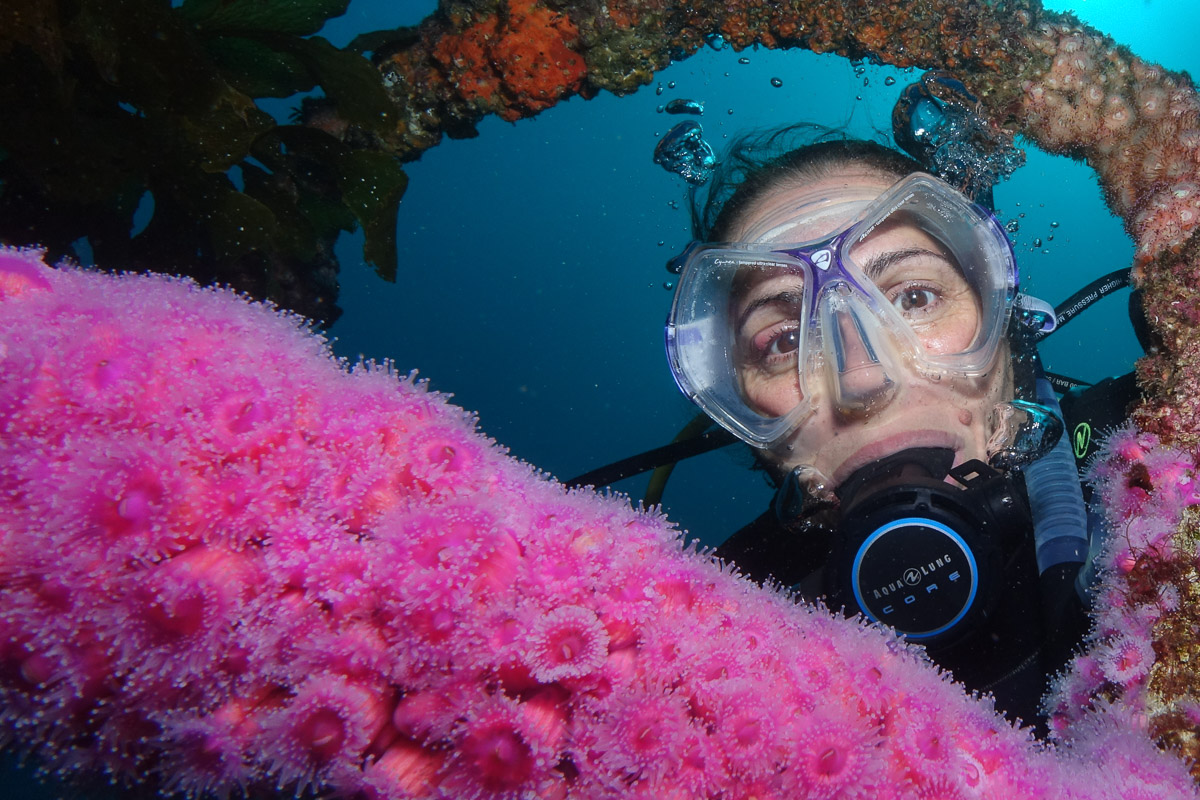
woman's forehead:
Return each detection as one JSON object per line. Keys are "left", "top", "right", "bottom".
{"left": 733, "top": 171, "right": 898, "bottom": 244}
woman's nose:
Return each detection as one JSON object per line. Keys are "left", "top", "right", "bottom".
{"left": 824, "top": 288, "right": 897, "bottom": 418}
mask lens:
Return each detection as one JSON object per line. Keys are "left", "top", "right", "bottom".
{"left": 730, "top": 260, "right": 809, "bottom": 419}
{"left": 666, "top": 248, "right": 816, "bottom": 446}
{"left": 842, "top": 181, "right": 1013, "bottom": 375}
{"left": 845, "top": 199, "right": 983, "bottom": 361}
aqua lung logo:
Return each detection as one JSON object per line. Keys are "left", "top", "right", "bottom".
{"left": 870, "top": 552, "right": 961, "bottom": 602}
{"left": 811, "top": 249, "right": 832, "bottom": 270}
{"left": 853, "top": 518, "right": 977, "bottom": 639}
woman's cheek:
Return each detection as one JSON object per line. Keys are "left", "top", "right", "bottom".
{"left": 915, "top": 308, "right": 980, "bottom": 355}
{"left": 762, "top": 382, "right": 802, "bottom": 418}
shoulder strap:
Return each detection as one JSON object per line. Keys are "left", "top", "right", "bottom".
{"left": 1057, "top": 371, "right": 1141, "bottom": 469}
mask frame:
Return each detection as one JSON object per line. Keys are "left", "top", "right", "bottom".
{"left": 665, "top": 172, "right": 1017, "bottom": 448}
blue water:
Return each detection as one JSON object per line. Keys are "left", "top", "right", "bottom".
{"left": 329, "top": 0, "right": 1193, "bottom": 548}
{"left": 6, "top": 0, "right": 1196, "bottom": 796}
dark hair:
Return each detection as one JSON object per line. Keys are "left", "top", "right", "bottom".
{"left": 691, "top": 124, "right": 925, "bottom": 243}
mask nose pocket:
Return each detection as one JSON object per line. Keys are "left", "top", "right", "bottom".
{"left": 819, "top": 283, "right": 899, "bottom": 417}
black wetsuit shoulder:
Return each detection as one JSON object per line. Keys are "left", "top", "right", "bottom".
{"left": 1059, "top": 371, "right": 1140, "bottom": 472}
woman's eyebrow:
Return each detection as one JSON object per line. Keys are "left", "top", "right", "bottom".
{"left": 860, "top": 247, "right": 952, "bottom": 279}
{"left": 736, "top": 290, "right": 803, "bottom": 333}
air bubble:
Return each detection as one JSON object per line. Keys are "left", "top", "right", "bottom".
{"left": 654, "top": 121, "right": 716, "bottom": 186}
{"left": 665, "top": 98, "right": 704, "bottom": 115}
{"left": 891, "top": 71, "right": 1026, "bottom": 203}
{"left": 738, "top": 57, "right": 750, "bottom": 65}
{"left": 884, "top": 76, "right": 896, "bottom": 86}
{"left": 770, "top": 77, "right": 783, "bottom": 88}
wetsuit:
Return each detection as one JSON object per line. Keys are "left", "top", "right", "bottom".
{"left": 1060, "top": 371, "right": 1141, "bottom": 475}
{"left": 714, "top": 372, "right": 1138, "bottom": 729}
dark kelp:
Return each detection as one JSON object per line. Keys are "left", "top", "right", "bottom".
{"left": 0, "top": 0, "right": 407, "bottom": 325}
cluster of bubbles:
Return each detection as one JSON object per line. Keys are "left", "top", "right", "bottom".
{"left": 1005, "top": 210, "right": 1062, "bottom": 255}
{"left": 653, "top": 121, "right": 717, "bottom": 186}
{"left": 651, "top": 39, "right": 793, "bottom": 187}
{"left": 650, "top": 63, "right": 1032, "bottom": 288}
{"left": 892, "top": 71, "right": 1026, "bottom": 204}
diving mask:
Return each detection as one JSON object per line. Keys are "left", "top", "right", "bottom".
{"left": 665, "top": 172, "right": 1019, "bottom": 449}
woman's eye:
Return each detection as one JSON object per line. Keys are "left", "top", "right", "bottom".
{"left": 752, "top": 327, "right": 800, "bottom": 362}
{"left": 768, "top": 329, "right": 801, "bottom": 356}
{"left": 892, "top": 286, "right": 939, "bottom": 313}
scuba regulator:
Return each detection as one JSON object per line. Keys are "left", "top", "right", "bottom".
{"left": 774, "top": 447, "right": 1033, "bottom": 645}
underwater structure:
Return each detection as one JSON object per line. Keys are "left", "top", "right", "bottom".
{"left": 5, "top": 0, "right": 1200, "bottom": 798}
{"left": 379, "top": 0, "right": 1200, "bottom": 769}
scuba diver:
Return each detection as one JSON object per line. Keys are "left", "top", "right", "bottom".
{"left": 571, "top": 112, "right": 1145, "bottom": 727}
{"left": 665, "top": 133, "right": 1088, "bottom": 726}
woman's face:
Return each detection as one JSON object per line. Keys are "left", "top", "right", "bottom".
{"left": 727, "top": 169, "right": 1013, "bottom": 488}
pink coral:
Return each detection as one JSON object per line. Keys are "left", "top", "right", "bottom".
{"left": 1098, "top": 634, "right": 1156, "bottom": 687}
{"left": 592, "top": 688, "right": 695, "bottom": 784}
{"left": 261, "top": 675, "right": 392, "bottom": 790}
{"left": 523, "top": 604, "right": 610, "bottom": 683}
{"left": 362, "top": 737, "right": 443, "bottom": 799}
{"left": 784, "top": 710, "right": 883, "bottom": 799}
{"left": 0, "top": 249, "right": 1197, "bottom": 799}
{"left": 707, "top": 681, "right": 783, "bottom": 775}
{"left": 157, "top": 696, "right": 266, "bottom": 799}
{"left": 1043, "top": 422, "right": 1200, "bottom": 754}
{"left": 445, "top": 694, "right": 557, "bottom": 796}
{"left": 0, "top": 247, "right": 52, "bottom": 297}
